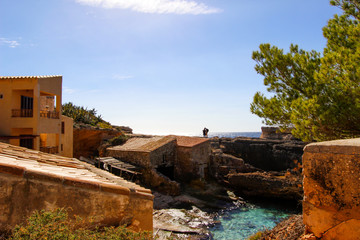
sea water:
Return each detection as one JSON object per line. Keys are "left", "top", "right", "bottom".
{"left": 207, "top": 132, "right": 261, "bottom": 138}
{"left": 207, "top": 132, "right": 297, "bottom": 240}
{"left": 209, "top": 200, "right": 299, "bottom": 240}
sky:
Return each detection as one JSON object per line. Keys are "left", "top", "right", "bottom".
{"left": 0, "top": 0, "right": 341, "bottom": 135}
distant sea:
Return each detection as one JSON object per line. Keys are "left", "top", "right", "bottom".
{"left": 206, "top": 132, "right": 261, "bottom": 138}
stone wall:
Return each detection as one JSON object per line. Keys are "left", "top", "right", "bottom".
{"left": 0, "top": 164, "right": 153, "bottom": 232}
{"left": 73, "top": 128, "right": 123, "bottom": 159}
{"left": 175, "top": 141, "right": 210, "bottom": 183}
{"left": 303, "top": 138, "right": 360, "bottom": 239}
{"left": 149, "top": 140, "right": 177, "bottom": 168}
{"left": 108, "top": 150, "right": 151, "bottom": 168}
{"left": 260, "top": 126, "right": 295, "bottom": 140}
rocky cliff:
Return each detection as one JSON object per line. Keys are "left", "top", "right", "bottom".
{"left": 73, "top": 126, "right": 126, "bottom": 159}
{"left": 210, "top": 137, "right": 305, "bottom": 200}
{"left": 212, "top": 137, "right": 306, "bottom": 171}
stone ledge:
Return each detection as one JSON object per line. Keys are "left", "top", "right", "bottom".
{"left": 100, "top": 183, "right": 130, "bottom": 195}
{"left": 63, "top": 177, "right": 101, "bottom": 191}
{"left": 24, "top": 170, "right": 63, "bottom": 184}
{"left": 0, "top": 163, "right": 25, "bottom": 176}
{"left": 304, "top": 138, "right": 360, "bottom": 154}
{"left": 130, "top": 191, "right": 154, "bottom": 201}
{"left": 0, "top": 163, "right": 153, "bottom": 200}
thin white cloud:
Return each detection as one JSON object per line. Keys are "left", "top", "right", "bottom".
{"left": 112, "top": 75, "right": 134, "bottom": 80}
{"left": 75, "top": 0, "right": 221, "bottom": 15}
{"left": 0, "top": 38, "right": 20, "bottom": 48}
{"left": 63, "top": 87, "right": 76, "bottom": 94}
{"left": 63, "top": 87, "right": 101, "bottom": 95}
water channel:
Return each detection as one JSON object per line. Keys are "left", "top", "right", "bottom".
{"left": 209, "top": 199, "right": 300, "bottom": 240}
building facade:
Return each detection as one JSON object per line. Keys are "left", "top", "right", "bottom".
{"left": 0, "top": 76, "right": 73, "bottom": 157}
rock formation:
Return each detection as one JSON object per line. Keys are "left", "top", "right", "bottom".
{"left": 73, "top": 126, "right": 125, "bottom": 159}
{"left": 209, "top": 137, "right": 305, "bottom": 200}
{"left": 212, "top": 137, "right": 305, "bottom": 171}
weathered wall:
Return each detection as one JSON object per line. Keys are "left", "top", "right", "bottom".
{"left": 303, "top": 138, "right": 360, "bottom": 239}
{"left": 214, "top": 138, "right": 305, "bottom": 171}
{"left": 140, "top": 168, "right": 180, "bottom": 196}
{"left": 175, "top": 141, "right": 210, "bottom": 183}
{"left": 0, "top": 165, "right": 153, "bottom": 232}
{"left": 61, "top": 115, "right": 73, "bottom": 158}
{"left": 73, "top": 128, "right": 123, "bottom": 158}
{"left": 149, "top": 140, "right": 176, "bottom": 168}
{"left": 108, "top": 150, "right": 150, "bottom": 168}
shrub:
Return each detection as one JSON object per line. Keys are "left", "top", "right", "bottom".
{"left": 10, "top": 208, "right": 152, "bottom": 240}
{"left": 62, "top": 102, "right": 113, "bottom": 129}
{"left": 108, "top": 135, "right": 129, "bottom": 146}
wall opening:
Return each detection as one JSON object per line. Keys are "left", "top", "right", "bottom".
{"left": 157, "top": 165, "right": 175, "bottom": 181}
{"left": 20, "top": 136, "right": 33, "bottom": 149}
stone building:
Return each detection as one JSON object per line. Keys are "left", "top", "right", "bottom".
{"left": 175, "top": 136, "right": 210, "bottom": 183}
{"left": 0, "top": 142, "right": 153, "bottom": 232}
{"left": 107, "top": 135, "right": 177, "bottom": 171}
{"left": 0, "top": 76, "right": 73, "bottom": 157}
{"left": 106, "top": 135, "right": 179, "bottom": 195}
{"left": 106, "top": 135, "right": 211, "bottom": 191}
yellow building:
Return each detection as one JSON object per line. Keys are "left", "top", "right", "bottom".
{"left": 0, "top": 76, "right": 73, "bottom": 157}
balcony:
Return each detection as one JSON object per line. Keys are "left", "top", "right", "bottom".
{"left": 40, "top": 110, "right": 60, "bottom": 119}
{"left": 12, "top": 109, "right": 33, "bottom": 118}
{"left": 40, "top": 146, "right": 59, "bottom": 154}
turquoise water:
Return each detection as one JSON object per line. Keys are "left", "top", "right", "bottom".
{"left": 210, "top": 202, "right": 297, "bottom": 240}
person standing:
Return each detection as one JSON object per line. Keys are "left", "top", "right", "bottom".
{"left": 203, "top": 127, "right": 209, "bottom": 137}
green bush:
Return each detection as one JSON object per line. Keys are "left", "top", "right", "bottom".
{"left": 62, "top": 102, "right": 113, "bottom": 129}
{"left": 10, "top": 208, "right": 152, "bottom": 240}
{"left": 108, "top": 135, "right": 129, "bottom": 146}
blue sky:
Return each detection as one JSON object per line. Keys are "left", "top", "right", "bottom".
{"left": 0, "top": 0, "right": 340, "bottom": 135}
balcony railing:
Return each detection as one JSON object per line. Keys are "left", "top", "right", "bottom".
{"left": 40, "top": 146, "right": 59, "bottom": 154}
{"left": 12, "top": 109, "right": 33, "bottom": 118}
{"left": 40, "top": 110, "right": 60, "bottom": 119}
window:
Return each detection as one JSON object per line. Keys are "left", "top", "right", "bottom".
{"left": 21, "top": 95, "right": 33, "bottom": 110}
{"left": 20, "top": 136, "right": 33, "bottom": 149}
{"left": 0, "top": 94, "right": 3, "bottom": 99}
{"left": 61, "top": 144, "right": 63, "bottom": 151}
{"left": 61, "top": 122, "right": 65, "bottom": 134}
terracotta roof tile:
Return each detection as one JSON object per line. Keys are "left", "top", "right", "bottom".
{"left": 0, "top": 75, "right": 62, "bottom": 79}
{"left": 175, "top": 136, "right": 210, "bottom": 147}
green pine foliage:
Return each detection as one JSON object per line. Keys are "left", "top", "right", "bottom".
{"left": 62, "top": 102, "right": 113, "bottom": 129}
{"left": 251, "top": 0, "right": 360, "bottom": 142}
{"left": 10, "top": 208, "right": 152, "bottom": 240}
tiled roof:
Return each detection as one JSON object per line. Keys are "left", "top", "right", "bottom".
{"left": 175, "top": 136, "right": 210, "bottom": 147}
{"left": 0, "top": 142, "right": 152, "bottom": 197}
{"left": 109, "top": 136, "right": 176, "bottom": 152}
{"left": 0, "top": 75, "right": 62, "bottom": 79}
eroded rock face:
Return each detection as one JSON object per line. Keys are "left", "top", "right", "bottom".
{"left": 153, "top": 207, "right": 215, "bottom": 239}
{"left": 227, "top": 172, "right": 303, "bottom": 200}
{"left": 303, "top": 138, "right": 360, "bottom": 239}
{"left": 212, "top": 137, "right": 305, "bottom": 171}
{"left": 209, "top": 137, "right": 304, "bottom": 200}
{"left": 73, "top": 127, "right": 123, "bottom": 159}
{"left": 209, "top": 151, "right": 259, "bottom": 181}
